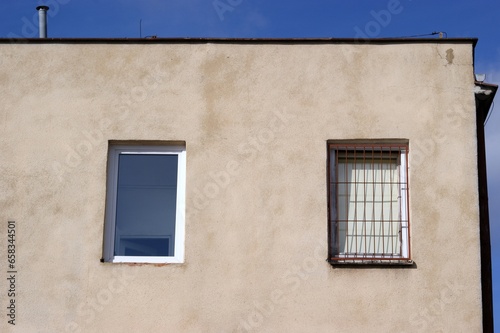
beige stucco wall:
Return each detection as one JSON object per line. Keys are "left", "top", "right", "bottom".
{"left": 0, "top": 41, "right": 481, "bottom": 332}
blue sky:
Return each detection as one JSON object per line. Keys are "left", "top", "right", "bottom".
{"left": 1, "top": 0, "right": 500, "bottom": 327}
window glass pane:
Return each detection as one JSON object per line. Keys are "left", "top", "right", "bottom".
{"left": 114, "top": 154, "right": 178, "bottom": 257}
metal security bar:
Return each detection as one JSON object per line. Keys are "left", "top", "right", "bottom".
{"left": 328, "top": 142, "right": 410, "bottom": 263}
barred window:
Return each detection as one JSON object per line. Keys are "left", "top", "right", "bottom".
{"left": 328, "top": 141, "right": 410, "bottom": 264}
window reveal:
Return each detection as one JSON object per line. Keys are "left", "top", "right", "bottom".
{"left": 103, "top": 144, "right": 186, "bottom": 264}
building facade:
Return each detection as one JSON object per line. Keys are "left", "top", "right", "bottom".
{"left": 0, "top": 38, "right": 496, "bottom": 332}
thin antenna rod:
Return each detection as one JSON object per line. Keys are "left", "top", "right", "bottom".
{"left": 139, "top": 19, "right": 142, "bottom": 38}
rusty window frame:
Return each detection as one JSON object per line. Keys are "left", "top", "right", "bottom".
{"left": 327, "top": 141, "right": 411, "bottom": 264}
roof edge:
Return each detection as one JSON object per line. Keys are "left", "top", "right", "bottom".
{"left": 0, "top": 37, "right": 479, "bottom": 45}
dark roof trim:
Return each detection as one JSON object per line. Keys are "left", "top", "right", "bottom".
{"left": 475, "top": 82, "right": 498, "bottom": 124}
{"left": 0, "top": 37, "right": 478, "bottom": 46}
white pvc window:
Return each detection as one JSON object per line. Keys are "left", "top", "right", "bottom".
{"left": 329, "top": 143, "right": 410, "bottom": 262}
{"left": 103, "top": 144, "right": 186, "bottom": 263}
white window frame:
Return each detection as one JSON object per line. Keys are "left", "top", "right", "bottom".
{"left": 399, "top": 150, "right": 409, "bottom": 258}
{"left": 103, "top": 144, "right": 186, "bottom": 264}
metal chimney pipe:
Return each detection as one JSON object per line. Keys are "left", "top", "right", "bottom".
{"left": 36, "top": 6, "right": 49, "bottom": 38}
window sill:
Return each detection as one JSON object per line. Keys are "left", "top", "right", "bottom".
{"left": 100, "top": 257, "right": 184, "bottom": 265}
{"left": 328, "top": 258, "right": 416, "bottom": 269}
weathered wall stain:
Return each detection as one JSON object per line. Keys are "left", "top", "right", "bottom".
{"left": 446, "top": 48, "right": 454, "bottom": 64}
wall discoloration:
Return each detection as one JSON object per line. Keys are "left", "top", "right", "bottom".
{"left": 446, "top": 48, "right": 455, "bottom": 64}
{"left": 0, "top": 42, "right": 481, "bottom": 333}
